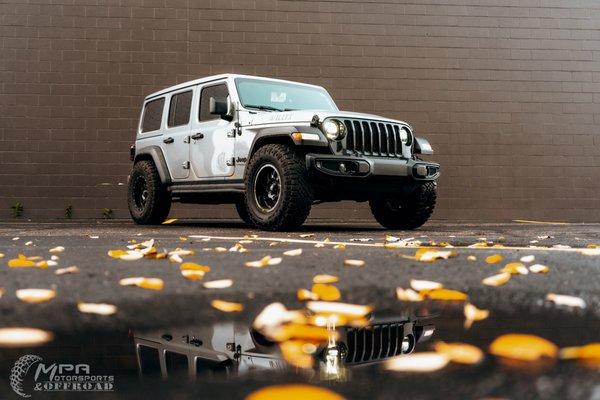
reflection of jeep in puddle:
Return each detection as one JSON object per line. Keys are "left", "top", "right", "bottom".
{"left": 134, "top": 316, "right": 435, "bottom": 379}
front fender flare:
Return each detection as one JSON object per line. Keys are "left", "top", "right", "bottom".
{"left": 134, "top": 145, "right": 171, "bottom": 184}
{"left": 248, "top": 126, "right": 328, "bottom": 157}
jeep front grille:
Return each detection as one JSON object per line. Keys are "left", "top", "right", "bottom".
{"left": 344, "top": 323, "right": 407, "bottom": 364}
{"left": 342, "top": 119, "right": 409, "bottom": 158}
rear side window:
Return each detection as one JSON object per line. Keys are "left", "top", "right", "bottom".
{"left": 199, "top": 84, "right": 229, "bottom": 122}
{"left": 168, "top": 90, "right": 193, "bottom": 127}
{"left": 141, "top": 98, "right": 165, "bottom": 133}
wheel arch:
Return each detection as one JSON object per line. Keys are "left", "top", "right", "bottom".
{"left": 134, "top": 146, "right": 172, "bottom": 185}
{"left": 248, "top": 131, "right": 296, "bottom": 159}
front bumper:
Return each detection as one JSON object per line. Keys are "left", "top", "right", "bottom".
{"left": 306, "top": 154, "right": 440, "bottom": 181}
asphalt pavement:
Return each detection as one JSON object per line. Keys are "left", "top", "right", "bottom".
{"left": 0, "top": 219, "right": 599, "bottom": 399}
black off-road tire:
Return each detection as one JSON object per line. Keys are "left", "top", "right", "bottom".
{"left": 243, "top": 144, "right": 313, "bottom": 231}
{"left": 369, "top": 181, "right": 437, "bottom": 230}
{"left": 127, "top": 160, "right": 172, "bottom": 224}
{"left": 235, "top": 200, "right": 254, "bottom": 227}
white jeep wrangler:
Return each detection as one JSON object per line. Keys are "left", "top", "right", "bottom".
{"left": 127, "top": 74, "right": 439, "bottom": 230}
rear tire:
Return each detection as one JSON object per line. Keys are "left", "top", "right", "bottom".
{"left": 127, "top": 160, "right": 171, "bottom": 224}
{"left": 369, "top": 181, "right": 437, "bottom": 230}
{"left": 243, "top": 144, "right": 313, "bottom": 231}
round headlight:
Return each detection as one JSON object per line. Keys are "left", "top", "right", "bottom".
{"left": 400, "top": 127, "right": 410, "bottom": 143}
{"left": 322, "top": 119, "right": 346, "bottom": 140}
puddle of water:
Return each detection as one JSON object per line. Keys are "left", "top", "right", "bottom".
{"left": 0, "top": 304, "right": 598, "bottom": 398}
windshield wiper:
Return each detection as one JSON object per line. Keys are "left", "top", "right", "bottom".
{"left": 244, "top": 104, "right": 284, "bottom": 112}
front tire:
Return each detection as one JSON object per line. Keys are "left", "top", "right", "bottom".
{"left": 127, "top": 160, "right": 172, "bottom": 224}
{"left": 369, "top": 181, "right": 437, "bottom": 230}
{"left": 243, "top": 144, "right": 313, "bottom": 231}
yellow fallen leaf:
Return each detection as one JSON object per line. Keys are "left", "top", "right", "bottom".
{"left": 500, "top": 262, "right": 528, "bottom": 275}
{"left": 546, "top": 293, "right": 586, "bottom": 309}
{"left": 107, "top": 249, "right": 128, "bottom": 259}
{"left": 311, "top": 283, "right": 341, "bottom": 301}
{"left": 119, "top": 252, "right": 144, "bottom": 261}
{"left": 16, "top": 288, "right": 56, "bottom": 303}
{"left": 162, "top": 218, "right": 177, "bottom": 224}
{"left": 343, "top": 259, "right": 365, "bottom": 267}
{"left": 313, "top": 274, "right": 338, "bottom": 284}
{"left": 333, "top": 244, "right": 346, "bottom": 250}
{"left": 297, "top": 288, "right": 318, "bottom": 301}
{"left": 482, "top": 272, "right": 511, "bottom": 287}
{"left": 246, "top": 384, "right": 344, "bottom": 400}
{"left": 181, "top": 269, "right": 205, "bottom": 280}
{"left": 464, "top": 303, "right": 489, "bottom": 329}
{"left": 424, "top": 288, "right": 468, "bottom": 301}
{"left": 529, "top": 264, "right": 549, "bottom": 274}
{"left": 8, "top": 258, "right": 36, "bottom": 268}
{"left": 119, "top": 277, "right": 164, "bottom": 290}
{"left": 520, "top": 255, "right": 535, "bottom": 263}
{"left": 415, "top": 249, "right": 456, "bottom": 262}
{"left": 211, "top": 300, "right": 243, "bottom": 312}
{"left": 396, "top": 287, "right": 424, "bottom": 302}
{"left": 489, "top": 334, "right": 558, "bottom": 361}
{"left": 0, "top": 327, "right": 54, "bottom": 348}
{"left": 299, "top": 234, "right": 314, "bottom": 238}
{"left": 279, "top": 340, "right": 315, "bottom": 369}
{"left": 49, "top": 246, "right": 64, "bottom": 253}
{"left": 283, "top": 248, "right": 303, "bottom": 256}
{"left": 559, "top": 343, "right": 600, "bottom": 360}
{"left": 467, "top": 255, "right": 477, "bottom": 261}
{"left": 77, "top": 302, "right": 117, "bottom": 315}
{"left": 55, "top": 266, "right": 80, "bottom": 275}
{"left": 485, "top": 254, "right": 503, "bottom": 264}
{"left": 245, "top": 256, "right": 282, "bottom": 268}
{"left": 269, "top": 323, "right": 336, "bottom": 342}
{"left": 410, "top": 279, "right": 443, "bottom": 292}
{"left": 203, "top": 279, "right": 233, "bottom": 289}
{"left": 253, "top": 303, "right": 306, "bottom": 332}
{"left": 385, "top": 352, "right": 449, "bottom": 372}
{"left": 180, "top": 262, "right": 211, "bottom": 272}
{"left": 434, "top": 341, "right": 484, "bottom": 364}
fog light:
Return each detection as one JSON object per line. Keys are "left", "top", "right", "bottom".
{"left": 339, "top": 163, "right": 347, "bottom": 173}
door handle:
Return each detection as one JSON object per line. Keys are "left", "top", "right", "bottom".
{"left": 163, "top": 137, "right": 174, "bottom": 144}
{"left": 191, "top": 132, "right": 204, "bottom": 140}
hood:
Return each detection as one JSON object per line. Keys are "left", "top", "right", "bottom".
{"left": 245, "top": 109, "right": 412, "bottom": 129}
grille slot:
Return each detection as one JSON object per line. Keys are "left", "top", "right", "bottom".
{"left": 345, "top": 323, "right": 406, "bottom": 364}
{"left": 342, "top": 119, "right": 408, "bottom": 158}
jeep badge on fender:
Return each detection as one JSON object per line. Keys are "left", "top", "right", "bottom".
{"left": 127, "top": 74, "right": 440, "bottom": 231}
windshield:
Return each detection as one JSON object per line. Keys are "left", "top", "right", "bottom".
{"left": 235, "top": 78, "right": 338, "bottom": 112}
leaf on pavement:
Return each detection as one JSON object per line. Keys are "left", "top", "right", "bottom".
{"left": 306, "top": 301, "right": 372, "bottom": 319}
{"left": 16, "top": 288, "right": 56, "bottom": 303}
{"left": 489, "top": 334, "right": 558, "bottom": 361}
{"left": 343, "top": 259, "right": 365, "bottom": 267}
{"left": 485, "top": 254, "right": 503, "bottom": 264}
{"left": 252, "top": 303, "right": 305, "bottom": 332}
{"left": 311, "top": 283, "right": 341, "bottom": 301}
{"left": 559, "top": 343, "right": 600, "bottom": 360}
{"left": 77, "top": 302, "right": 117, "bottom": 316}
{"left": 546, "top": 293, "right": 586, "bottom": 309}
{"left": 283, "top": 248, "right": 302, "bottom": 256}
{"left": 467, "top": 255, "right": 477, "bottom": 261}
{"left": 415, "top": 249, "right": 456, "bottom": 262}
{"left": 269, "top": 323, "right": 336, "bottom": 342}
{"left": 482, "top": 272, "right": 511, "bottom": 287}
{"left": 119, "top": 277, "right": 164, "bottom": 290}
{"left": 500, "top": 262, "right": 529, "bottom": 275}
{"left": 424, "top": 288, "right": 468, "bottom": 301}
{"left": 8, "top": 257, "right": 36, "bottom": 268}
{"left": 245, "top": 384, "right": 344, "bottom": 400}
{"left": 203, "top": 279, "right": 233, "bottom": 289}
{"left": 181, "top": 269, "right": 206, "bottom": 280}
{"left": 55, "top": 266, "right": 80, "bottom": 275}
{"left": 180, "top": 262, "right": 211, "bottom": 272}
{"left": 161, "top": 218, "right": 177, "bottom": 224}
{"left": 396, "top": 287, "right": 424, "bottom": 302}
{"left": 520, "top": 255, "right": 535, "bottom": 263}
{"left": 313, "top": 274, "right": 338, "bottom": 284}
{"left": 211, "top": 299, "right": 243, "bottom": 312}
{"left": 49, "top": 246, "right": 65, "bottom": 253}
{"left": 299, "top": 234, "right": 314, "bottom": 238}
{"left": 464, "top": 303, "right": 489, "bottom": 329}
{"left": 385, "top": 352, "right": 449, "bottom": 372}
{"left": 333, "top": 244, "right": 346, "bottom": 250}
{"left": 245, "top": 256, "right": 282, "bottom": 268}
{"left": 0, "top": 327, "right": 54, "bottom": 348}
{"left": 529, "top": 264, "right": 549, "bottom": 274}
{"left": 434, "top": 341, "right": 484, "bottom": 365}
{"left": 410, "top": 279, "right": 443, "bottom": 292}
{"left": 279, "top": 340, "right": 315, "bottom": 369}
{"left": 297, "top": 288, "right": 318, "bottom": 301}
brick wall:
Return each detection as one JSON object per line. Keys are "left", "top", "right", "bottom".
{"left": 1, "top": 0, "right": 599, "bottom": 221}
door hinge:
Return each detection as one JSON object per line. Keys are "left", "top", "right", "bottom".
{"left": 182, "top": 161, "right": 190, "bottom": 169}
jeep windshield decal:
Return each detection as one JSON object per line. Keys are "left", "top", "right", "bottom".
{"left": 235, "top": 78, "right": 338, "bottom": 112}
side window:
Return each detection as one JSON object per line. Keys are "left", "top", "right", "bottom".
{"left": 141, "top": 98, "right": 165, "bottom": 133}
{"left": 199, "top": 83, "right": 229, "bottom": 122}
{"left": 167, "top": 90, "right": 193, "bottom": 128}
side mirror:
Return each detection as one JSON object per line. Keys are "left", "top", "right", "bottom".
{"left": 209, "top": 96, "right": 233, "bottom": 121}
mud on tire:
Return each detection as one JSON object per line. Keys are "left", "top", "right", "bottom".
{"left": 369, "top": 181, "right": 437, "bottom": 230}
{"left": 243, "top": 144, "right": 313, "bottom": 231}
{"left": 127, "top": 160, "right": 172, "bottom": 225}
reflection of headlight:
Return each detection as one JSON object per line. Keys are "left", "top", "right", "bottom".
{"left": 321, "top": 119, "right": 346, "bottom": 140}
{"left": 400, "top": 127, "right": 410, "bottom": 143}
